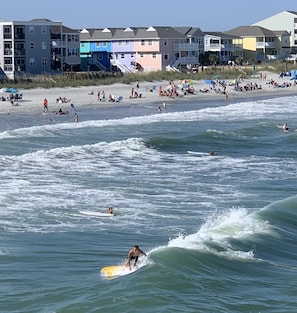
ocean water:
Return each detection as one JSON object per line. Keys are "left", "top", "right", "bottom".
{"left": 1, "top": 94, "right": 297, "bottom": 313}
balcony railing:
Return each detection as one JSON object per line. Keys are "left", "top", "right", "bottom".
{"left": 14, "top": 33, "right": 25, "bottom": 40}
{"left": 256, "top": 42, "right": 276, "bottom": 48}
{"left": 14, "top": 49, "right": 26, "bottom": 56}
{"left": 52, "top": 40, "right": 67, "bottom": 48}
{"left": 204, "top": 44, "right": 221, "bottom": 52}
{"left": 172, "top": 56, "right": 199, "bottom": 68}
{"left": 174, "top": 43, "right": 201, "bottom": 51}
{"left": 4, "top": 49, "right": 12, "bottom": 55}
{"left": 4, "top": 65, "right": 13, "bottom": 71}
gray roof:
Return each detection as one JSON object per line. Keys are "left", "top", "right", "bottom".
{"left": 225, "top": 25, "right": 277, "bottom": 37}
{"left": 273, "top": 30, "right": 290, "bottom": 36}
{"left": 51, "top": 25, "right": 79, "bottom": 34}
{"left": 205, "top": 31, "right": 241, "bottom": 39}
{"left": 80, "top": 26, "right": 187, "bottom": 41}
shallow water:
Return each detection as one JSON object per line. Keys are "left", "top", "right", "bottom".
{"left": 1, "top": 95, "right": 297, "bottom": 313}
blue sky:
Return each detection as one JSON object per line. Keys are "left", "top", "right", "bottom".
{"left": 0, "top": 0, "right": 295, "bottom": 31}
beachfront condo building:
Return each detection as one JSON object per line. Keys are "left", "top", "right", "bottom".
{"left": 0, "top": 19, "right": 80, "bottom": 80}
{"left": 224, "top": 26, "right": 291, "bottom": 62}
{"left": 252, "top": 10, "right": 297, "bottom": 60}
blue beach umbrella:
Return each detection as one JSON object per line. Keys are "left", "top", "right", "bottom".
{"left": 204, "top": 80, "right": 215, "bottom": 85}
{"left": 6, "top": 87, "right": 19, "bottom": 93}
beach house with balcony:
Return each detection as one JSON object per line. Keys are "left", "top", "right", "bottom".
{"left": 80, "top": 28, "right": 113, "bottom": 72}
{"left": 224, "top": 26, "right": 284, "bottom": 62}
{"left": 169, "top": 27, "right": 204, "bottom": 71}
{"left": 203, "top": 31, "right": 243, "bottom": 64}
{"left": 0, "top": 19, "right": 80, "bottom": 79}
{"left": 252, "top": 10, "right": 297, "bottom": 59}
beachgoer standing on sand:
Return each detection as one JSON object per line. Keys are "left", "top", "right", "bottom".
{"left": 43, "top": 98, "right": 48, "bottom": 111}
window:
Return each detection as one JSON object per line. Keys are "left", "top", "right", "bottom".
{"left": 42, "top": 42, "right": 47, "bottom": 50}
{"left": 102, "top": 42, "right": 107, "bottom": 48}
{"left": 139, "top": 53, "right": 144, "bottom": 58}
{"left": 164, "top": 41, "right": 167, "bottom": 46}
{"left": 95, "top": 42, "right": 100, "bottom": 47}
{"left": 141, "top": 40, "right": 145, "bottom": 46}
{"left": 29, "top": 58, "right": 35, "bottom": 66}
{"left": 152, "top": 53, "right": 156, "bottom": 58}
{"left": 16, "top": 58, "right": 24, "bottom": 66}
{"left": 121, "top": 53, "right": 125, "bottom": 59}
{"left": 118, "top": 41, "right": 123, "bottom": 46}
{"left": 15, "top": 27, "right": 24, "bottom": 39}
{"left": 164, "top": 54, "right": 168, "bottom": 60}
{"left": 68, "top": 35, "right": 78, "bottom": 42}
{"left": 4, "top": 26, "right": 11, "bottom": 34}
{"left": 41, "top": 26, "right": 47, "bottom": 34}
{"left": 29, "top": 26, "right": 35, "bottom": 34}
{"left": 68, "top": 48, "right": 79, "bottom": 56}
{"left": 30, "top": 42, "right": 35, "bottom": 50}
{"left": 148, "top": 40, "right": 153, "bottom": 46}
{"left": 42, "top": 58, "right": 47, "bottom": 66}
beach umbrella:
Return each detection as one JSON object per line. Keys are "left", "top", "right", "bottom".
{"left": 6, "top": 87, "right": 19, "bottom": 93}
{"left": 180, "top": 79, "right": 188, "bottom": 84}
{"left": 204, "top": 80, "right": 215, "bottom": 85}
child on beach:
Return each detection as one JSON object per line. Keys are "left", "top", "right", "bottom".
{"left": 43, "top": 98, "right": 48, "bottom": 111}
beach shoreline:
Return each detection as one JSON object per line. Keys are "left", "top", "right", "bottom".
{"left": 1, "top": 71, "right": 296, "bottom": 115}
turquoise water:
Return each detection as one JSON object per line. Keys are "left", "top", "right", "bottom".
{"left": 1, "top": 95, "right": 297, "bottom": 312}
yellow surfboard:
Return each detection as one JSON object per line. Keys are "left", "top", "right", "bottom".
{"left": 100, "top": 265, "right": 137, "bottom": 279}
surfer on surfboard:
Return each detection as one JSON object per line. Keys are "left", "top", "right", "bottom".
{"left": 125, "top": 245, "right": 147, "bottom": 270}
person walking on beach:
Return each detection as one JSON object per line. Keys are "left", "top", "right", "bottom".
{"left": 43, "top": 98, "right": 48, "bottom": 111}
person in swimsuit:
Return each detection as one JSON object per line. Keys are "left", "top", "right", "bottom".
{"left": 282, "top": 123, "right": 289, "bottom": 131}
{"left": 125, "top": 245, "right": 146, "bottom": 270}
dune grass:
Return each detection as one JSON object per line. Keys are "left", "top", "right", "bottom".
{"left": 0, "top": 61, "right": 294, "bottom": 90}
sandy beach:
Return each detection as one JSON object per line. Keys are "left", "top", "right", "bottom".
{"left": 1, "top": 71, "right": 296, "bottom": 115}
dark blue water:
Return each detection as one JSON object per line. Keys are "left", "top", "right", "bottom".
{"left": 1, "top": 95, "right": 297, "bottom": 312}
